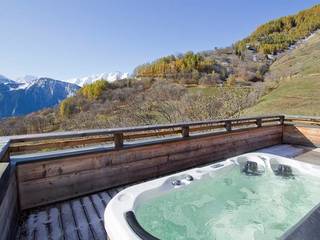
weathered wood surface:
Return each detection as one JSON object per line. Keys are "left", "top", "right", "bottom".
{"left": 17, "top": 125, "right": 282, "bottom": 210}
{"left": 283, "top": 125, "right": 320, "bottom": 147}
{"left": 10, "top": 136, "right": 114, "bottom": 153}
{"left": 0, "top": 164, "right": 19, "bottom": 240}
{"left": 16, "top": 186, "right": 116, "bottom": 240}
{"left": 285, "top": 115, "right": 320, "bottom": 127}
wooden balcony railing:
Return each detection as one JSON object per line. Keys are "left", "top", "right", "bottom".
{"left": 284, "top": 115, "right": 320, "bottom": 126}
{"left": 6, "top": 115, "right": 284, "bottom": 154}
{"left": 283, "top": 115, "right": 320, "bottom": 147}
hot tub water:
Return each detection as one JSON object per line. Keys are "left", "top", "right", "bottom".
{"left": 135, "top": 163, "right": 320, "bottom": 240}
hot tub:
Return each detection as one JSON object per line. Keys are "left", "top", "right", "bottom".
{"left": 104, "top": 153, "right": 320, "bottom": 240}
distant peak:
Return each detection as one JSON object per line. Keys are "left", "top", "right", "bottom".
{"left": 66, "top": 71, "right": 129, "bottom": 87}
{"left": 0, "top": 74, "right": 15, "bottom": 84}
{"left": 15, "top": 75, "right": 39, "bottom": 84}
{"left": 0, "top": 74, "right": 9, "bottom": 80}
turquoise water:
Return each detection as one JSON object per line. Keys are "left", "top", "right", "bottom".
{"left": 135, "top": 166, "right": 320, "bottom": 240}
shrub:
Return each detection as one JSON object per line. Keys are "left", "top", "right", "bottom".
{"left": 59, "top": 98, "right": 75, "bottom": 118}
{"left": 80, "top": 80, "right": 109, "bottom": 101}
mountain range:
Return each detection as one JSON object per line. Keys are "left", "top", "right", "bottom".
{"left": 0, "top": 72, "right": 128, "bottom": 118}
{"left": 0, "top": 75, "right": 80, "bottom": 118}
{"left": 66, "top": 72, "right": 129, "bottom": 87}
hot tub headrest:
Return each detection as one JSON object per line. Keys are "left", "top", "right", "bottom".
{"left": 236, "top": 155, "right": 266, "bottom": 175}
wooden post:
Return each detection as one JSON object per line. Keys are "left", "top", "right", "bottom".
{"left": 279, "top": 116, "right": 285, "bottom": 144}
{"left": 225, "top": 120, "right": 232, "bottom": 132}
{"left": 181, "top": 126, "right": 190, "bottom": 138}
{"left": 256, "top": 118, "right": 262, "bottom": 127}
{"left": 114, "top": 133, "right": 124, "bottom": 148}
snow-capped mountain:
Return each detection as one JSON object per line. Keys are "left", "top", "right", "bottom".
{"left": 0, "top": 74, "right": 80, "bottom": 118}
{"left": 0, "top": 71, "right": 129, "bottom": 118}
{"left": 0, "top": 74, "right": 16, "bottom": 85}
{"left": 67, "top": 71, "right": 129, "bottom": 87}
{"left": 15, "top": 75, "right": 39, "bottom": 87}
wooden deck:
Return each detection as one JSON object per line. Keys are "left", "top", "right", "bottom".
{"left": 16, "top": 186, "right": 124, "bottom": 240}
{"left": 15, "top": 144, "right": 320, "bottom": 240}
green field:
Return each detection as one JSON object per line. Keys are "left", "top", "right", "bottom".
{"left": 243, "top": 32, "right": 320, "bottom": 116}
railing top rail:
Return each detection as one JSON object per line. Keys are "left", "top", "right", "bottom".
{"left": 2, "top": 115, "right": 283, "bottom": 143}
{"left": 285, "top": 115, "right": 320, "bottom": 121}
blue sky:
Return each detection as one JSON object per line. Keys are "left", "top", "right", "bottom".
{"left": 0, "top": 0, "right": 319, "bottom": 80}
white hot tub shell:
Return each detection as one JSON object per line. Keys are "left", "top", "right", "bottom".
{"left": 104, "top": 152, "right": 320, "bottom": 240}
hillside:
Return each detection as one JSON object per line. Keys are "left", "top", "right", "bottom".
{"left": 243, "top": 31, "right": 320, "bottom": 116}
{"left": 133, "top": 47, "right": 270, "bottom": 86}
{"left": 235, "top": 4, "right": 320, "bottom": 54}
{"left": 1, "top": 4, "right": 320, "bottom": 135}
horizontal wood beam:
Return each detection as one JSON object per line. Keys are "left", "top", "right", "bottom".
{"left": 9, "top": 136, "right": 114, "bottom": 153}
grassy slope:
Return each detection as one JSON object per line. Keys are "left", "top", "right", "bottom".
{"left": 243, "top": 32, "right": 320, "bottom": 116}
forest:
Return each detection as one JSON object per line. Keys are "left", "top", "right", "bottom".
{"left": 235, "top": 4, "right": 320, "bottom": 54}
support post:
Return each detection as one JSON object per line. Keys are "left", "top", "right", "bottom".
{"left": 280, "top": 116, "right": 285, "bottom": 125}
{"left": 181, "top": 126, "right": 190, "bottom": 138}
{"left": 280, "top": 116, "right": 285, "bottom": 144}
{"left": 256, "top": 118, "right": 262, "bottom": 127}
{"left": 114, "top": 133, "right": 124, "bottom": 148}
{"left": 225, "top": 120, "right": 232, "bottom": 132}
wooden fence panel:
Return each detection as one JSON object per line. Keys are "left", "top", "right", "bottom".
{"left": 0, "top": 164, "right": 19, "bottom": 240}
{"left": 17, "top": 125, "right": 282, "bottom": 210}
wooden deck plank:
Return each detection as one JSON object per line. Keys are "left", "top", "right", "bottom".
{"left": 60, "top": 202, "right": 80, "bottom": 240}
{"left": 70, "top": 199, "right": 95, "bottom": 240}
{"left": 98, "top": 192, "right": 111, "bottom": 207}
{"left": 90, "top": 194, "right": 106, "bottom": 219}
{"left": 48, "top": 207, "right": 64, "bottom": 240}
{"left": 34, "top": 210, "right": 49, "bottom": 240}
{"left": 25, "top": 213, "right": 37, "bottom": 240}
{"left": 82, "top": 196, "right": 107, "bottom": 240}
{"left": 16, "top": 186, "right": 116, "bottom": 240}
{"left": 107, "top": 189, "right": 118, "bottom": 198}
